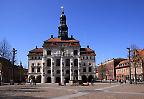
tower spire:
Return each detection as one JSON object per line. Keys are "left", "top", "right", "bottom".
{"left": 61, "top": 6, "right": 64, "bottom": 14}
{"left": 58, "top": 6, "right": 68, "bottom": 40}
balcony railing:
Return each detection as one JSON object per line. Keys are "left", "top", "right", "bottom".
{"left": 52, "top": 53, "right": 73, "bottom": 57}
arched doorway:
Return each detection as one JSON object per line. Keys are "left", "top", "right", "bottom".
{"left": 55, "top": 77, "right": 60, "bottom": 83}
{"left": 29, "top": 75, "right": 35, "bottom": 81}
{"left": 65, "top": 76, "right": 70, "bottom": 83}
{"left": 47, "top": 77, "right": 51, "bottom": 83}
{"left": 36, "top": 75, "right": 41, "bottom": 83}
{"left": 88, "top": 75, "right": 93, "bottom": 82}
{"left": 82, "top": 75, "right": 87, "bottom": 83}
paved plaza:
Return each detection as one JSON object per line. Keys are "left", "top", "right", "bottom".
{"left": 0, "top": 83, "right": 144, "bottom": 99}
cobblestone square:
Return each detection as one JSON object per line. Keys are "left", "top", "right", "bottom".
{"left": 0, "top": 83, "right": 144, "bottom": 99}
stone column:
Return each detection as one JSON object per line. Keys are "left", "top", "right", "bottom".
{"left": 60, "top": 56, "right": 63, "bottom": 84}
{"left": 41, "top": 57, "right": 45, "bottom": 83}
{"left": 70, "top": 58, "right": 72, "bottom": 80}
{"left": 51, "top": 58, "right": 55, "bottom": 83}
{"left": 93, "top": 62, "right": 96, "bottom": 79}
{"left": 78, "top": 58, "right": 81, "bottom": 80}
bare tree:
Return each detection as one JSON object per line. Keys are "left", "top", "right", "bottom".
{"left": 100, "top": 63, "right": 106, "bottom": 81}
{"left": 0, "top": 39, "right": 12, "bottom": 60}
{"left": 130, "top": 44, "right": 141, "bottom": 84}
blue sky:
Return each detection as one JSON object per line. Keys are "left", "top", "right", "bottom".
{"left": 0, "top": 0, "right": 144, "bottom": 68}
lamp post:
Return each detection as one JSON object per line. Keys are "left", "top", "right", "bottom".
{"left": 0, "top": 63, "right": 2, "bottom": 85}
{"left": 19, "top": 62, "right": 23, "bottom": 83}
{"left": 133, "top": 49, "right": 138, "bottom": 84}
{"left": 11, "top": 48, "right": 17, "bottom": 85}
{"left": 127, "top": 48, "right": 132, "bottom": 84}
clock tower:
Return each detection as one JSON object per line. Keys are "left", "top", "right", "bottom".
{"left": 58, "top": 6, "right": 68, "bottom": 40}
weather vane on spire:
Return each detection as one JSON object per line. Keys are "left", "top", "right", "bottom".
{"left": 61, "top": 6, "right": 64, "bottom": 14}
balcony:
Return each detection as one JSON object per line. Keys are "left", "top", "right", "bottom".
{"left": 52, "top": 53, "right": 73, "bottom": 57}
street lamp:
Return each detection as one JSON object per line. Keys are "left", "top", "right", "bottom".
{"left": 127, "top": 48, "right": 132, "bottom": 84}
{"left": 11, "top": 48, "right": 17, "bottom": 85}
{"left": 0, "top": 63, "right": 2, "bottom": 85}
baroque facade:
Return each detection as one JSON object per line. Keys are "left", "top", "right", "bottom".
{"left": 28, "top": 8, "right": 96, "bottom": 84}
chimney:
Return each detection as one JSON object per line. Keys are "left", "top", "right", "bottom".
{"left": 51, "top": 35, "right": 53, "bottom": 38}
{"left": 36, "top": 46, "right": 38, "bottom": 49}
{"left": 87, "top": 45, "right": 89, "bottom": 48}
{"left": 71, "top": 35, "right": 73, "bottom": 39}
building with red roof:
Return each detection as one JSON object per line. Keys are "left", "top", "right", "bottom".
{"left": 28, "top": 7, "right": 96, "bottom": 84}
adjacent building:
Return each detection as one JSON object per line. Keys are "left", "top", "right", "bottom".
{"left": 0, "top": 57, "right": 27, "bottom": 83}
{"left": 28, "top": 7, "right": 96, "bottom": 84}
{"left": 116, "top": 49, "right": 144, "bottom": 81}
{"left": 97, "top": 58, "right": 125, "bottom": 80}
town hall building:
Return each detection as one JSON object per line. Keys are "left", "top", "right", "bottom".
{"left": 28, "top": 7, "right": 96, "bottom": 84}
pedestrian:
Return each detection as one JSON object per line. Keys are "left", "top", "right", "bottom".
{"left": 30, "top": 79, "right": 32, "bottom": 85}
{"left": 33, "top": 78, "right": 36, "bottom": 85}
{"left": 91, "top": 79, "right": 94, "bottom": 86}
{"left": 59, "top": 81, "right": 61, "bottom": 86}
{"left": 64, "top": 79, "right": 66, "bottom": 86}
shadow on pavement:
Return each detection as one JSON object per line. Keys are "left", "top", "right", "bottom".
{"left": 0, "top": 95, "right": 46, "bottom": 99}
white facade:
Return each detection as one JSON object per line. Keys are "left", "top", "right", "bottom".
{"left": 28, "top": 7, "right": 96, "bottom": 84}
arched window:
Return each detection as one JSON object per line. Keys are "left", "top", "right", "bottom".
{"left": 47, "top": 59, "right": 51, "bottom": 67}
{"left": 47, "top": 50, "right": 51, "bottom": 55}
{"left": 74, "top": 59, "right": 78, "bottom": 66}
{"left": 47, "top": 70, "right": 51, "bottom": 74}
{"left": 56, "top": 70, "right": 60, "bottom": 74}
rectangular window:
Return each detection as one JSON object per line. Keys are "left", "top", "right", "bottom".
{"left": 32, "top": 68, "right": 34, "bottom": 72}
{"left": 74, "top": 59, "right": 78, "bottom": 66}
{"left": 66, "top": 59, "right": 70, "bottom": 66}
{"left": 74, "top": 50, "right": 78, "bottom": 55}
{"left": 56, "top": 59, "right": 60, "bottom": 66}
{"left": 37, "top": 68, "right": 40, "bottom": 72}
{"left": 47, "top": 59, "right": 51, "bottom": 66}
{"left": 47, "top": 50, "right": 51, "bottom": 55}
{"left": 89, "top": 67, "right": 92, "bottom": 72}
{"left": 83, "top": 67, "right": 86, "bottom": 72}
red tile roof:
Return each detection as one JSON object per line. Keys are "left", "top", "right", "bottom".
{"left": 43, "top": 38, "right": 80, "bottom": 47}
{"left": 80, "top": 48, "right": 96, "bottom": 56}
{"left": 45, "top": 38, "right": 79, "bottom": 43}
{"left": 115, "top": 59, "right": 129, "bottom": 69}
{"left": 118, "top": 59, "right": 129, "bottom": 64}
{"left": 138, "top": 49, "right": 144, "bottom": 57}
{"left": 28, "top": 48, "right": 43, "bottom": 56}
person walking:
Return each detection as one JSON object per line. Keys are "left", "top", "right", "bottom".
{"left": 64, "top": 79, "right": 66, "bottom": 86}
